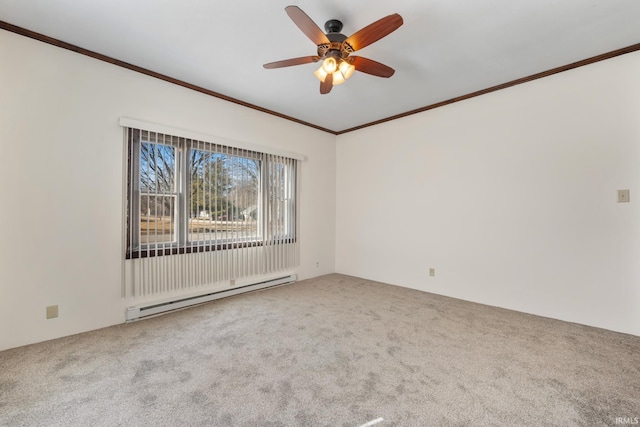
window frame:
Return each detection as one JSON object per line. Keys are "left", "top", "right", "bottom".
{"left": 125, "top": 128, "right": 296, "bottom": 260}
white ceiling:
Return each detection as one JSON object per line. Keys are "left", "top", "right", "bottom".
{"left": 2, "top": 0, "right": 640, "bottom": 133}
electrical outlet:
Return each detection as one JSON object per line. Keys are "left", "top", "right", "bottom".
{"left": 230, "top": 279, "right": 236, "bottom": 287}
{"left": 429, "top": 268, "right": 435, "bottom": 277}
{"left": 618, "top": 189, "right": 630, "bottom": 203}
{"left": 46, "top": 305, "right": 58, "bottom": 319}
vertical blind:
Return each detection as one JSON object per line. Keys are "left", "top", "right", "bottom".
{"left": 122, "top": 127, "right": 299, "bottom": 297}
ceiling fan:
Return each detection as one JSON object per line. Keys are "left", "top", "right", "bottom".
{"left": 263, "top": 6, "right": 403, "bottom": 94}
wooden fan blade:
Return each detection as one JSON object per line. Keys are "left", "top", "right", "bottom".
{"left": 285, "top": 6, "right": 330, "bottom": 46}
{"left": 344, "top": 13, "right": 403, "bottom": 52}
{"left": 351, "top": 56, "right": 395, "bottom": 78}
{"left": 263, "top": 56, "right": 320, "bottom": 69}
{"left": 320, "top": 73, "right": 333, "bottom": 94}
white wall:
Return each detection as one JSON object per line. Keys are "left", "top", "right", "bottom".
{"left": 0, "top": 30, "right": 336, "bottom": 351}
{"left": 2, "top": 29, "right": 638, "bottom": 352}
{"left": 336, "top": 51, "right": 640, "bottom": 336}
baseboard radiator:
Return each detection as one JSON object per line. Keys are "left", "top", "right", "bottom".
{"left": 125, "top": 274, "right": 297, "bottom": 321}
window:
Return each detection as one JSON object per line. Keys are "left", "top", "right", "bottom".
{"left": 125, "top": 128, "right": 296, "bottom": 259}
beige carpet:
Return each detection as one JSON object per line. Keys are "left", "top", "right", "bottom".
{"left": 1, "top": 274, "right": 639, "bottom": 426}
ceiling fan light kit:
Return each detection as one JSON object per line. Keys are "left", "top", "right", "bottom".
{"left": 263, "top": 6, "right": 403, "bottom": 94}
{"left": 313, "top": 55, "right": 355, "bottom": 85}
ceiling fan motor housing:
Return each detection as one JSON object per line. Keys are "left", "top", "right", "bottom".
{"left": 318, "top": 19, "right": 351, "bottom": 59}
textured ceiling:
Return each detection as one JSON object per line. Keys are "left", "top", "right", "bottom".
{"left": 2, "top": 0, "right": 640, "bottom": 133}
